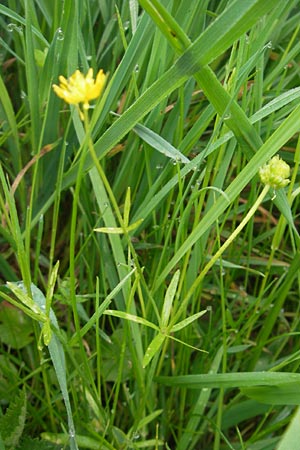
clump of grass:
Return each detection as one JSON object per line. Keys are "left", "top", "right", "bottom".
{"left": 1, "top": 1, "right": 300, "bottom": 449}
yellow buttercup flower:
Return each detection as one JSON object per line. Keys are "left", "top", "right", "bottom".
{"left": 53, "top": 68, "right": 106, "bottom": 110}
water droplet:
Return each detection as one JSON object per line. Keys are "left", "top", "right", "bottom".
{"left": 134, "top": 64, "right": 139, "bottom": 73}
{"left": 86, "top": 55, "right": 92, "bottom": 61}
{"left": 103, "top": 202, "right": 109, "bottom": 207}
{"left": 224, "top": 113, "right": 231, "bottom": 121}
{"left": 266, "top": 41, "right": 272, "bottom": 49}
{"left": 156, "top": 164, "right": 163, "bottom": 169}
{"left": 123, "top": 21, "right": 130, "bottom": 31}
{"left": 132, "top": 432, "right": 140, "bottom": 440}
{"left": 7, "top": 23, "right": 16, "bottom": 32}
{"left": 69, "top": 426, "right": 75, "bottom": 438}
{"left": 20, "top": 90, "right": 27, "bottom": 99}
{"left": 57, "top": 27, "right": 64, "bottom": 41}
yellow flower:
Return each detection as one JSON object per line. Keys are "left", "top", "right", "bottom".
{"left": 52, "top": 68, "right": 106, "bottom": 110}
{"left": 259, "top": 155, "right": 290, "bottom": 189}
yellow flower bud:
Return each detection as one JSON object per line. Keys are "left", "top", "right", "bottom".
{"left": 259, "top": 155, "right": 290, "bottom": 189}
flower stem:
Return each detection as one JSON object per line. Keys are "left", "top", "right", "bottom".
{"left": 174, "top": 184, "right": 270, "bottom": 322}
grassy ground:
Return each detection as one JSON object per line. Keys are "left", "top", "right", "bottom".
{"left": 1, "top": 0, "right": 300, "bottom": 449}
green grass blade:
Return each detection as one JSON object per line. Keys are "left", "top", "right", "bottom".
{"left": 133, "top": 123, "right": 190, "bottom": 164}
{"left": 63, "top": 0, "right": 280, "bottom": 189}
{"left": 23, "top": 283, "right": 78, "bottom": 450}
{"left": 277, "top": 407, "right": 300, "bottom": 450}
{"left": 153, "top": 103, "right": 300, "bottom": 291}
{"left": 241, "top": 384, "right": 300, "bottom": 405}
{"left": 156, "top": 372, "right": 300, "bottom": 389}
{"left": 0, "top": 73, "right": 21, "bottom": 174}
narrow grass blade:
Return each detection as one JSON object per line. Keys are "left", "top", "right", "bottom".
{"left": 156, "top": 372, "right": 300, "bottom": 388}
{"left": 154, "top": 103, "right": 300, "bottom": 291}
{"left": 161, "top": 269, "right": 180, "bottom": 327}
{"left": 0, "top": 73, "right": 21, "bottom": 173}
{"left": 104, "top": 310, "right": 159, "bottom": 331}
{"left": 133, "top": 123, "right": 190, "bottom": 163}
{"left": 0, "top": 4, "right": 49, "bottom": 45}
{"left": 63, "top": 0, "right": 279, "bottom": 188}
{"left": 171, "top": 310, "right": 206, "bottom": 333}
{"left": 143, "top": 332, "right": 166, "bottom": 368}
{"left": 69, "top": 268, "right": 136, "bottom": 346}
{"left": 177, "top": 347, "right": 223, "bottom": 450}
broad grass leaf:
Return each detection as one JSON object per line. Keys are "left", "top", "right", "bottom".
{"left": 156, "top": 371, "right": 300, "bottom": 388}
{"left": 276, "top": 407, "right": 300, "bottom": 450}
{"left": 241, "top": 383, "right": 300, "bottom": 405}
